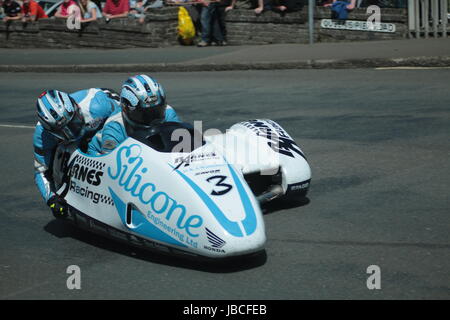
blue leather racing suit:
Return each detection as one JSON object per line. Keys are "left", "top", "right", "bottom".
{"left": 87, "top": 105, "right": 180, "bottom": 155}
{"left": 33, "top": 88, "right": 121, "bottom": 203}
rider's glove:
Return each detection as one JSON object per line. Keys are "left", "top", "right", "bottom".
{"left": 47, "top": 195, "right": 68, "bottom": 219}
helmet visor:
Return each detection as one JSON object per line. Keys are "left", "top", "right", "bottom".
{"left": 49, "top": 101, "right": 85, "bottom": 141}
{"left": 126, "top": 104, "right": 166, "bottom": 127}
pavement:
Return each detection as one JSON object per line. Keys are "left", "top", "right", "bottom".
{"left": 0, "top": 38, "right": 450, "bottom": 72}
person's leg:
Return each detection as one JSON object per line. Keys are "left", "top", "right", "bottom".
{"left": 211, "top": 4, "right": 224, "bottom": 43}
{"left": 216, "top": 5, "right": 227, "bottom": 42}
{"left": 199, "top": 5, "right": 212, "bottom": 46}
{"left": 254, "top": 0, "right": 264, "bottom": 14}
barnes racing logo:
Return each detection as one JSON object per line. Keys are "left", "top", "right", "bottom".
{"left": 70, "top": 181, "right": 114, "bottom": 206}
{"left": 70, "top": 156, "right": 105, "bottom": 186}
{"left": 68, "top": 156, "right": 111, "bottom": 204}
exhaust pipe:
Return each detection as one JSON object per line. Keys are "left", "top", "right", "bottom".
{"left": 256, "top": 185, "right": 284, "bottom": 205}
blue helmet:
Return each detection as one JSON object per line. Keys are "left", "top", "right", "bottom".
{"left": 120, "top": 75, "right": 167, "bottom": 128}
{"left": 36, "top": 90, "right": 85, "bottom": 142}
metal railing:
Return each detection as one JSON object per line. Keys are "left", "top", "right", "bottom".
{"left": 408, "top": 0, "right": 448, "bottom": 38}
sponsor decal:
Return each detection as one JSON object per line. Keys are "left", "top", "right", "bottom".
{"left": 72, "top": 155, "right": 106, "bottom": 171}
{"left": 146, "top": 210, "right": 198, "bottom": 248}
{"left": 70, "top": 181, "right": 114, "bottom": 205}
{"left": 173, "top": 152, "right": 219, "bottom": 170}
{"left": 203, "top": 246, "right": 226, "bottom": 253}
{"left": 108, "top": 144, "right": 204, "bottom": 240}
{"left": 176, "top": 164, "right": 224, "bottom": 175}
{"left": 286, "top": 180, "right": 310, "bottom": 195}
{"left": 205, "top": 227, "right": 226, "bottom": 248}
{"left": 195, "top": 169, "right": 221, "bottom": 176}
{"left": 109, "top": 187, "right": 194, "bottom": 248}
{"left": 320, "top": 19, "right": 396, "bottom": 33}
{"left": 70, "top": 155, "right": 105, "bottom": 186}
{"left": 240, "top": 120, "right": 306, "bottom": 159}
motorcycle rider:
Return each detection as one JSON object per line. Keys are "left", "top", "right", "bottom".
{"left": 87, "top": 75, "right": 180, "bottom": 155}
{"left": 34, "top": 88, "right": 121, "bottom": 218}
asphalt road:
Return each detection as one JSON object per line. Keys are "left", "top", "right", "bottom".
{"left": 0, "top": 69, "right": 449, "bottom": 299}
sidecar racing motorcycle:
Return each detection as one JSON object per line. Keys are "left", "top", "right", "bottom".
{"left": 53, "top": 119, "right": 311, "bottom": 260}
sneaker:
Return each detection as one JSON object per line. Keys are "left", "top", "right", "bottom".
{"left": 215, "top": 40, "right": 227, "bottom": 47}
{"left": 197, "top": 40, "right": 209, "bottom": 47}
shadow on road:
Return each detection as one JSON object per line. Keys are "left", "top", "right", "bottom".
{"left": 262, "top": 197, "right": 310, "bottom": 215}
{"left": 44, "top": 219, "right": 267, "bottom": 273}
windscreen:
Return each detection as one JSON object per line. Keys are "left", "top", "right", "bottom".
{"left": 129, "top": 122, "right": 205, "bottom": 153}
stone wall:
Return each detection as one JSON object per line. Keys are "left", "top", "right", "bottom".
{"left": 314, "top": 7, "right": 408, "bottom": 42}
{"left": 0, "top": 6, "right": 408, "bottom": 48}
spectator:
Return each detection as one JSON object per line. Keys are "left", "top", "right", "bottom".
{"left": 144, "top": 0, "right": 164, "bottom": 10}
{"left": 254, "top": 0, "right": 270, "bottom": 14}
{"left": 129, "top": 0, "right": 145, "bottom": 23}
{"left": 318, "top": 0, "right": 333, "bottom": 5}
{"left": 0, "top": 0, "right": 5, "bottom": 19}
{"left": 254, "top": 0, "right": 303, "bottom": 14}
{"left": 272, "top": 0, "right": 287, "bottom": 12}
{"left": 214, "top": 0, "right": 237, "bottom": 45}
{"left": 324, "top": 0, "right": 356, "bottom": 20}
{"left": 79, "top": 0, "right": 102, "bottom": 22}
{"left": 22, "top": 0, "right": 48, "bottom": 22}
{"left": 273, "top": 0, "right": 303, "bottom": 13}
{"left": 324, "top": 0, "right": 356, "bottom": 9}
{"left": 197, "top": 0, "right": 232, "bottom": 47}
{"left": 2, "top": 0, "right": 22, "bottom": 22}
{"left": 54, "top": 0, "right": 79, "bottom": 18}
{"left": 102, "top": 0, "right": 129, "bottom": 21}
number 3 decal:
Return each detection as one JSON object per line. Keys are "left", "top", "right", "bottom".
{"left": 206, "top": 175, "right": 232, "bottom": 196}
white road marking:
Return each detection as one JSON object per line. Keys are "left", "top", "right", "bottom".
{"left": 376, "top": 67, "right": 450, "bottom": 70}
{"left": 0, "top": 124, "right": 35, "bottom": 129}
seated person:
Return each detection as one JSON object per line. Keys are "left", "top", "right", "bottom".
{"left": 79, "top": 0, "right": 102, "bottom": 23}
{"left": 54, "top": 0, "right": 79, "bottom": 18}
{"left": 275, "top": 0, "right": 304, "bottom": 12}
{"left": 254, "top": 0, "right": 270, "bottom": 14}
{"left": 88, "top": 75, "right": 181, "bottom": 155}
{"left": 102, "top": 0, "right": 129, "bottom": 21}
{"left": 21, "top": 0, "right": 48, "bottom": 22}
{"left": 144, "top": 0, "right": 163, "bottom": 10}
{"left": 129, "top": 0, "right": 145, "bottom": 24}
{"left": 2, "top": 0, "right": 22, "bottom": 22}
{"left": 324, "top": 0, "right": 356, "bottom": 20}
{"left": 254, "top": 0, "right": 303, "bottom": 14}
